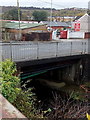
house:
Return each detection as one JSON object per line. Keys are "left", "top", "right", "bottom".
{"left": 1, "top": 20, "right": 51, "bottom": 41}
{"left": 74, "top": 13, "right": 90, "bottom": 32}
{"left": 70, "top": 13, "right": 90, "bottom": 39}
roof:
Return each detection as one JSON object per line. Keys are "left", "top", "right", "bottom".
{"left": 74, "top": 13, "right": 90, "bottom": 22}
{"left": 78, "top": 13, "right": 90, "bottom": 22}
{"left": 73, "top": 16, "right": 82, "bottom": 21}
{"left": 42, "top": 21, "right": 70, "bottom": 27}
{"left": 1, "top": 21, "right": 46, "bottom": 30}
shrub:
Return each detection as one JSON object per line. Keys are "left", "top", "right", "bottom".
{"left": 0, "top": 59, "right": 40, "bottom": 118}
{"left": 13, "top": 88, "right": 37, "bottom": 118}
{"left": 0, "top": 59, "right": 20, "bottom": 103}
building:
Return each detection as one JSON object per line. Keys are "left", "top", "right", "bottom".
{"left": 48, "top": 16, "right": 75, "bottom": 22}
{"left": 41, "top": 21, "right": 71, "bottom": 40}
{"left": 71, "top": 13, "right": 90, "bottom": 39}
{"left": 42, "top": 21, "right": 71, "bottom": 31}
{"left": 74, "top": 13, "right": 90, "bottom": 32}
{"left": 1, "top": 20, "right": 51, "bottom": 41}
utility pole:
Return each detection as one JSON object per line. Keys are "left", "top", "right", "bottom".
{"left": 51, "top": 0, "right": 52, "bottom": 22}
{"left": 17, "top": 0, "right": 21, "bottom": 40}
{"left": 50, "top": 0, "right": 52, "bottom": 30}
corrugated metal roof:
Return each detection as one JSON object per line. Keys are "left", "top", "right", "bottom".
{"left": 42, "top": 21, "right": 70, "bottom": 27}
{"left": 2, "top": 21, "right": 46, "bottom": 30}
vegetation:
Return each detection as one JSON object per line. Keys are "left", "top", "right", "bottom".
{"left": 13, "top": 88, "right": 37, "bottom": 118}
{"left": 56, "top": 9, "right": 86, "bottom": 17}
{"left": 47, "top": 92, "right": 89, "bottom": 119}
{"left": 1, "top": 6, "right": 87, "bottom": 21}
{"left": 32, "top": 10, "right": 48, "bottom": 22}
{"left": 0, "top": 59, "right": 20, "bottom": 103}
{"left": 2, "top": 8, "right": 22, "bottom": 20}
{"left": 0, "top": 59, "right": 37, "bottom": 118}
{"left": 87, "top": 9, "right": 90, "bottom": 15}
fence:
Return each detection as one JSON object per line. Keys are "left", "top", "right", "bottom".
{"left": 1, "top": 39, "right": 88, "bottom": 62}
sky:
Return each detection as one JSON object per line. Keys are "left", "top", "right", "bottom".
{"left": 0, "top": 0, "right": 90, "bottom": 9}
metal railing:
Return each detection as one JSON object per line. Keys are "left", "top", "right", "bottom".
{"left": 1, "top": 39, "right": 88, "bottom": 62}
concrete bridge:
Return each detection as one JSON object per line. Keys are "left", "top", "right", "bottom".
{"left": 1, "top": 39, "right": 89, "bottom": 82}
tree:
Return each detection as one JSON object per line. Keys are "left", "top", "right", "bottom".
{"left": 87, "top": 10, "right": 90, "bottom": 16}
{"left": 32, "top": 10, "right": 48, "bottom": 22}
{"left": 2, "top": 8, "right": 22, "bottom": 20}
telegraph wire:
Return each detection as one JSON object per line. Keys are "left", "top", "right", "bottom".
{"left": 36, "top": 0, "right": 66, "bottom": 9}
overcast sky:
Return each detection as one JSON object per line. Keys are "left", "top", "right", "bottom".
{"left": 0, "top": 0, "right": 90, "bottom": 9}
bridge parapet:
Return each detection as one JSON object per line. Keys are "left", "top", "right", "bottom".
{"left": 1, "top": 39, "right": 89, "bottom": 62}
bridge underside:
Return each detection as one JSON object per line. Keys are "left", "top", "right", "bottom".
{"left": 16, "top": 54, "right": 88, "bottom": 80}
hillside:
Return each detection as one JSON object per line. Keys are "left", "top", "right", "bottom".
{"left": 1, "top": 6, "right": 87, "bottom": 16}
{"left": 0, "top": 6, "right": 87, "bottom": 21}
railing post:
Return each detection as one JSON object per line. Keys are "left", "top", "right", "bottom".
{"left": 84, "top": 42, "right": 86, "bottom": 54}
{"left": 37, "top": 42, "right": 39, "bottom": 59}
{"left": 82, "top": 42, "right": 83, "bottom": 54}
{"left": 56, "top": 42, "right": 58, "bottom": 57}
{"left": 70, "top": 42, "right": 72, "bottom": 55}
{"left": 10, "top": 41, "right": 12, "bottom": 61}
